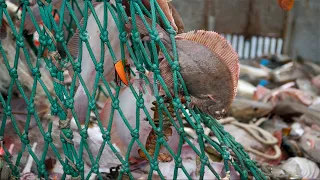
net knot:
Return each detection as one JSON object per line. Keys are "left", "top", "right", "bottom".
{"left": 100, "top": 31, "right": 109, "bottom": 42}
{"left": 39, "top": 35, "right": 47, "bottom": 46}
{"left": 55, "top": 30, "right": 64, "bottom": 43}
{"left": 17, "top": 36, "right": 25, "bottom": 47}
{"left": 74, "top": 62, "right": 82, "bottom": 73}
{"left": 245, "top": 158, "right": 255, "bottom": 167}
{"left": 176, "top": 157, "right": 182, "bottom": 168}
{"left": 89, "top": 99, "right": 96, "bottom": 110}
{"left": 5, "top": 106, "right": 11, "bottom": 116}
{"left": 80, "top": 31, "right": 89, "bottom": 42}
{"left": 178, "top": 128, "right": 185, "bottom": 136}
{"left": 201, "top": 156, "right": 209, "bottom": 165}
{"left": 151, "top": 161, "right": 159, "bottom": 171}
{"left": 60, "top": 129, "right": 73, "bottom": 143}
{"left": 136, "top": 63, "right": 145, "bottom": 73}
{"left": 44, "top": 132, "right": 52, "bottom": 142}
{"left": 111, "top": 99, "right": 119, "bottom": 109}
{"left": 184, "top": 96, "right": 191, "bottom": 103}
{"left": 63, "top": 165, "right": 72, "bottom": 175}
{"left": 27, "top": 103, "right": 35, "bottom": 114}
{"left": 136, "top": 98, "right": 144, "bottom": 108}
{"left": 0, "top": 1, "right": 7, "bottom": 8}
{"left": 130, "top": 129, "right": 139, "bottom": 139}
{"left": 76, "top": 161, "right": 84, "bottom": 172}
{"left": 51, "top": 101, "right": 59, "bottom": 115}
{"left": 132, "top": 32, "right": 141, "bottom": 43}
{"left": 66, "top": 98, "right": 74, "bottom": 109}
{"left": 92, "top": 163, "right": 99, "bottom": 174}
{"left": 95, "top": 62, "right": 104, "bottom": 74}
{"left": 170, "top": 61, "right": 180, "bottom": 71}
{"left": 31, "top": 68, "right": 41, "bottom": 78}
{"left": 80, "top": 129, "right": 88, "bottom": 139}
{"left": 119, "top": 32, "right": 127, "bottom": 43}
{"left": 196, "top": 124, "right": 204, "bottom": 135}
{"left": 46, "top": 38, "right": 53, "bottom": 46}
{"left": 102, "top": 131, "right": 110, "bottom": 141}
{"left": 38, "top": 163, "right": 48, "bottom": 176}
{"left": 173, "top": 98, "right": 182, "bottom": 109}
{"left": 222, "top": 151, "right": 230, "bottom": 160}
{"left": 9, "top": 68, "right": 18, "bottom": 79}
{"left": 155, "top": 129, "right": 164, "bottom": 141}
{"left": 150, "top": 31, "right": 160, "bottom": 42}
{"left": 49, "top": 67, "right": 58, "bottom": 78}
{"left": 21, "top": 134, "right": 29, "bottom": 145}
{"left": 166, "top": 28, "right": 176, "bottom": 35}
{"left": 151, "top": 64, "right": 160, "bottom": 74}
{"left": 122, "top": 162, "right": 130, "bottom": 173}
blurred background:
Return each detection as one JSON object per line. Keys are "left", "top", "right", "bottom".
{"left": 172, "top": 0, "right": 320, "bottom": 63}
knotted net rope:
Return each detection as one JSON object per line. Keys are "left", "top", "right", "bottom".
{"left": 0, "top": 0, "right": 267, "bottom": 179}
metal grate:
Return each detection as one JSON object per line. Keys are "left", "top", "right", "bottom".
{"left": 221, "top": 34, "right": 284, "bottom": 60}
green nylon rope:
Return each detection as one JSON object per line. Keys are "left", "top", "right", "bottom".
{"left": 0, "top": 0, "right": 267, "bottom": 179}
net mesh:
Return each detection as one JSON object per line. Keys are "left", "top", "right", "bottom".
{"left": 0, "top": 0, "right": 266, "bottom": 179}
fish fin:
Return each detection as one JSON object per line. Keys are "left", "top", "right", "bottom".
{"left": 0, "top": 19, "right": 8, "bottom": 40}
{"left": 178, "top": 30, "right": 239, "bottom": 104}
{"left": 73, "top": 85, "right": 89, "bottom": 125}
{"left": 67, "top": 1, "right": 101, "bottom": 58}
{"left": 159, "top": 55, "right": 174, "bottom": 95}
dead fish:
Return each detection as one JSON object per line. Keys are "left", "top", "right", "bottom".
{"left": 240, "top": 64, "right": 271, "bottom": 82}
{"left": 227, "top": 98, "right": 273, "bottom": 122}
{"left": 125, "top": 15, "right": 239, "bottom": 117}
{"left": 69, "top": 1, "right": 132, "bottom": 125}
{"left": 253, "top": 85, "right": 271, "bottom": 101}
{"left": 99, "top": 68, "right": 180, "bottom": 161}
{"left": 271, "top": 62, "right": 306, "bottom": 83}
{"left": 274, "top": 101, "right": 320, "bottom": 126}
{"left": 262, "top": 88, "right": 315, "bottom": 106}
{"left": 299, "top": 127, "right": 320, "bottom": 163}
{"left": 277, "top": 0, "right": 295, "bottom": 11}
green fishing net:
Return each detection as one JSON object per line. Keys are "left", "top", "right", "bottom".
{"left": 0, "top": 0, "right": 266, "bottom": 179}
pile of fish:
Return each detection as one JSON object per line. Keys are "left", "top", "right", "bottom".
{"left": 220, "top": 54, "right": 320, "bottom": 179}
